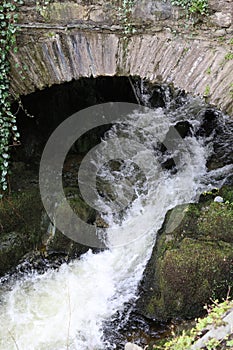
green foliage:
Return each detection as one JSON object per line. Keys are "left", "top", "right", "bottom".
{"left": 226, "top": 339, "right": 233, "bottom": 347}
{"left": 36, "top": 0, "right": 50, "bottom": 18}
{"left": 118, "top": 0, "right": 136, "bottom": 36}
{"left": 154, "top": 299, "right": 233, "bottom": 350}
{"left": 224, "top": 52, "right": 233, "bottom": 61}
{"left": 171, "top": 0, "right": 208, "bottom": 15}
{"left": 197, "top": 201, "right": 233, "bottom": 243}
{"left": 229, "top": 83, "right": 233, "bottom": 98}
{"left": 204, "top": 84, "right": 210, "bottom": 96}
{"left": 0, "top": 0, "right": 22, "bottom": 196}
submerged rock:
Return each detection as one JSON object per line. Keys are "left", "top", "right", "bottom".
{"left": 174, "top": 121, "right": 193, "bottom": 139}
{"left": 137, "top": 186, "right": 233, "bottom": 321}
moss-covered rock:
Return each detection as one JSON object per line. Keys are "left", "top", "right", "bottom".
{"left": 0, "top": 188, "right": 43, "bottom": 276}
{"left": 43, "top": 187, "right": 96, "bottom": 256}
{"left": 137, "top": 186, "right": 233, "bottom": 321}
{"left": 0, "top": 184, "right": 97, "bottom": 276}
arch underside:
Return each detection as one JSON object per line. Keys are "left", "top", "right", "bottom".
{"left": 10, "top": 30, "right": 233, "bottom": 115}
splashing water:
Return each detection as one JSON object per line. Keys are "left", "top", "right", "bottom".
{"left": 0, "top": 96, "right": 231, "bottom": 350}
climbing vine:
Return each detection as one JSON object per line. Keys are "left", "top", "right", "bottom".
{"left": 118, "top": 0, "right": 136, "bottom": 36}
{"left": 0, "top": 0, "right": 22, "bottom": 196}
{"left": 170, "top": 0, "right": 209, "bottom": 15}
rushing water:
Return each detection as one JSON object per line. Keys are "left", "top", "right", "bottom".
{"left": 0, "top": 93, "right": 232, "bottom": 350}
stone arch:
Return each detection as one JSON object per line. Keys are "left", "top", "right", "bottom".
{"left": 9, "top": 1, "right": 233, "bottom": 115}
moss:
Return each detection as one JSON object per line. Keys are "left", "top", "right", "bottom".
{"left": 138, "top": 186, "right": 233, "bottom": 321}
{"left": 158, "top": 238, "right": 233, "bottom": 319}
{"left": 219, "top": 186, "right": 233, "bottom": 203}
{"left": 143, "top": 237, "right": 233, "bottom": 320}
{"left": 0, "top": 188, "right": 43, "bottom": 242}
{"left": 0, "top": 188, "right": 44, "bottom": 275}
{"left": 69, "top": 193, "right": 96, "bottom": 223}
{"left": 44, "top": 188, "right": 96, "bottom": 256}
{"left": 197, "top": 202, "right": 233, "bottom": 243}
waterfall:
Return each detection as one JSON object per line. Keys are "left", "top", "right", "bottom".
{"left": 0, "top": 95, "right": 231, "bottom": 350}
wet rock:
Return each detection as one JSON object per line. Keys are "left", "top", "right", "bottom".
{"left": 161, "top": 157, "right": 176, "bottom": 172}
{"left": 5, "top": 250, "right": 69, "bottom": 279}
{"left": 157, "top": 121, "right": 192, "bottom": 173}
{"left": 0, "top": 183, "right": 98, "bottom": 277}
{"left": 43, "top": 227, "right": 90, "bottom": 258}
{"left": 125, "top": 343, "right": 143, "bottom": 350}
{"left": 174, "top": 121, "right": 193, "bottom": 139}
{"left": 148, "top": 85, "right": 166, "bottom": 108}
{"left": 210, "top": 12, "right": 232, "bottom": 28}
{"left": 0, "top": 232, "right": 30, "bottom": 277}
{"left": 214, "top": 196, "right": 224, "bottom": 202}
{"left": 43, "top": 188, "right": 96, "bottom": 256}
{"left": 137, "top": 186, "right": 233, "bottom": 321}
{"left": 205, "top": 116, "right": 233, "bottom": 171}
{"left": 196, "top": 108, "right": 220, "bottom": 137}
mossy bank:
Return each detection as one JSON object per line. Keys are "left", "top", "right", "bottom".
{"left": 137, "top": 186, "right": 233, "bottom": 321}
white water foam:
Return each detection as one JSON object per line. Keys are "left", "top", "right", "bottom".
{"left": 0, "top": 105, "right": 216, "bottom": 350}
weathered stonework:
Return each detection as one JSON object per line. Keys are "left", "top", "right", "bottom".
{"left": 10, "top": 0, "right": 233, "bottom": 115}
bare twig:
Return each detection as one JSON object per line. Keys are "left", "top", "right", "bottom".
{"left": 66, "top": 283, "right": 71, "bottom": 350}
{"left": 8, "top": 330, "right": 20, "bottom": 350}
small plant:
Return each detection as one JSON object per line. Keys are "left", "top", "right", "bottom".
{"left": 153, "top": 299, "right": 233, "bottom": 350}
{"left": 224, "top": 52, "right": 233, "bottom": 61}
{"left": 220, "top": 52, "right": 233, "bottom": 68}
{"left": 226, "top": 339, "right": 233, "bottom": 347}
{"left": 217, "top": 36, "right": 225, "bottom": 43}
{"left": 229, "top": 83, "right": 233, "bottom": 98}
{"left": 204, "top": 84, "right": 210, "bottom": 96}
{"left": 206, "top": 67, "right": 211, "bottom": 75}
{"left": 36, "top": 0, "right": 50, "bottom": 18}
{"left": 170, "top": 0, "right": 209, "bottom": 15}
{"left": 0, "top": 0, "right": 22, "bottom": 196}
{"left": 206, "top": 337, "right": 221, "bottom": 349}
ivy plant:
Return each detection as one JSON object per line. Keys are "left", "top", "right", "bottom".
{"left": 0, "top": 0, "right": 22, "bottom": 197}
{"left": 170, "top": 0, "right": 209, "bottom": 15}
{"left": 118, "top": 0, "right": 136, "bottom": 36}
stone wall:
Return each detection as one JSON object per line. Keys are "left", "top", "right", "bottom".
{"left": 10, "top": 0, "right": 233, "bottom": 114}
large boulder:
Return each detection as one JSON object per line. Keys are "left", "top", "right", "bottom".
{"left": 137, "top": 186, "right": 233, "bottom": 321}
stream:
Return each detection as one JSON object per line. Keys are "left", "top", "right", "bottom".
{"left": 0, "top": 89, "right": 232, "bottom": 350}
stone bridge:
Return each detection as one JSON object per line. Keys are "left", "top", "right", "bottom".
{"left": 10, "top": 0, "right": 233, "bottom": 114}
